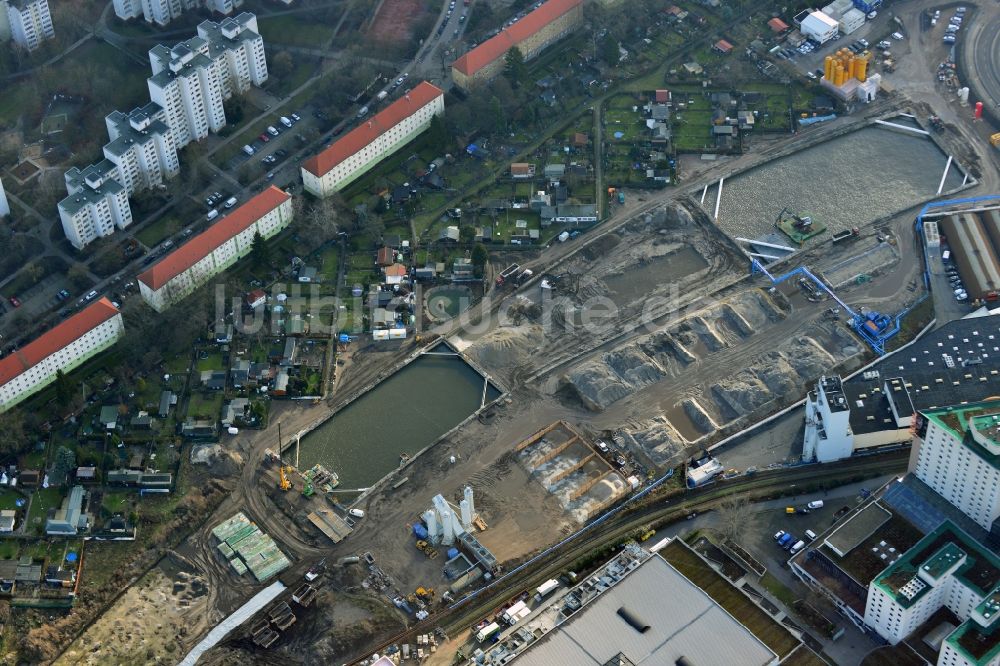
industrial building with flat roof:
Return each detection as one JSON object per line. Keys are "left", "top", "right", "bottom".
{"left": 938, "top": 209, "right": 1000, "bottom": 301}
{"left": 450, "top": 0, "right": 583, "bottom": 91}
{"left": 0, "top": 298, "right": 123, "bottom": 412}
{"left": 138, "top": 186, "right": 292, "bottom": 311}
{"left": 300, "top": 82, "right": 444, "bottom": 197}
{"left": 803, "top": 313, "right": 1000, "bottom": 462}
{"left": 474, "top": 544, "right": 781, "bottom": 665}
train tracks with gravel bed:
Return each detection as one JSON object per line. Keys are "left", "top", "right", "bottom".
{"left": 351, "top": 450, "right": 908, "bottom": 663}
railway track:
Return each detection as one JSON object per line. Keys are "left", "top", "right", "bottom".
{"left": 352, "top": 450, "right": 907, "bottom": 663}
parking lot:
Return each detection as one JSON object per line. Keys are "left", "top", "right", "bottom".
{"left": 653, "top": 476, "right": 897, "bottom": 664}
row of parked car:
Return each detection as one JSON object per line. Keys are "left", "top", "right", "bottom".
{"left": 944, "top": 257, "right": 969, "bottom": 302}
{"left": 941, "top": 7, "right": 966, "bottom": 45}
{"left": 773, "top": 500, "right": 824, "bottom": 555}
{"left": 241, "top": 113, "right": 302, "bottom": 156}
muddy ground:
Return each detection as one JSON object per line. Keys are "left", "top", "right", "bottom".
{"left": 55, "top": 554, "right": 212, "bottom": 665}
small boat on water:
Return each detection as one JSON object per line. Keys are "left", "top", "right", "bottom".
{"left": 399, "top": 453, "right": 411, "bottom": 466}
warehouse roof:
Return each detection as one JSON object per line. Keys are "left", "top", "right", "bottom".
{"left": 301, "top": 82, "right": 443, "bottom": 178}
{"left": 451, "top": 0, "right": 582, "bottom": 77}
{"left": 514, "top": 553, "right": 777, "bottom": 665}
{"left": 843, "top": 314, "right": 1000, "bottom": 435}
{"left": 138, "top": 186, "right": 290, "bottom": 291}
{"left": 0, "top": 298, "right": 119, "bottom": 386}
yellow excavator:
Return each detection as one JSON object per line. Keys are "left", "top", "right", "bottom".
{"left": 278, "top": 465, "right": 292, "bottom": 491}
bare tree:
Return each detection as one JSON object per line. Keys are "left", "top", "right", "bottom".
{"left": 715, "top": 495, "right": 756, "bottom": 545}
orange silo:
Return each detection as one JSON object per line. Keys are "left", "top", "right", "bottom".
{"left": 848, "top": 57, "right": 856, "bottom": 80}
{"left": 835, "top": 65, "right": 845, "bottom": 87}
{"left": 824, "top": 56, "right": 833, "bottom": 80}
{"left": 856, "top": 57, "right": 868, "bottom": 82}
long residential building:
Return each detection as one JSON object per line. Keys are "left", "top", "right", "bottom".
{"left": 147, "top": 13, "right": 267, "bottom": 148}
{"left": 0, "top": 0, "right": 53, "bottom": 51}
{"left": 59, "top": 162, "right": 133, "bottom": 249}
{"left": 113, "top": 0, "right": 243, "bottom": 27}
{"left": 301, "top": 81, "right": 444, "bottom": 198}
{"left": 450, "top": 0, "right": 582, "bottom": 91}
{"left": 138, "top": 186, "right": 292, "bottom": 311}
{"left": 0, "top": 298, "right": 123, "bottom": 412}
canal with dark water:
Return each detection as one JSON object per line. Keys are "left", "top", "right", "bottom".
{"left": 298, "top": 351, "right": 501, "bottom": 488}
{"left": 703, "top": 126, "right": 966, "bottom": 241}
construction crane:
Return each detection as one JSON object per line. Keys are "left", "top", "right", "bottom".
{"left": 278, "top": 465, "right": 292, "bottom": 491}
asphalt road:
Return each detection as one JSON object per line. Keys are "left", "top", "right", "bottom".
{"left": 963, "top": 4, "right": 1000, "bottom": 110}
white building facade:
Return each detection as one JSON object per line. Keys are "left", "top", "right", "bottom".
{"left": 0, "top": 298, "right": 123, "bottom": 412}
{"left": 113, "top": 0, "right": 242, "bottom": 27}
{"left": 801, "top": 11, "right": 839, "bottom": 44}
{"left": 147, "top": 14, "right": 266, "bottom": 148}
{"left": 302, "top": 81, "right": 444, "bottom": 198}
{"left": 103, "top": 103, "right": 180, "bottom": 195}
{"left": 59, "top": 164, "right": 133, "bottom": 249}
{"left": 912, "top": 405, "right": 1000, "bottom": 533}
{"left": 0, "top": 175, "right": 9, "bottom": 217}
{"left": 3, "top": 0, "right": 53, "bottom": 51}
{"left": 138, "top": 186, "right": 292, "bottom": 311}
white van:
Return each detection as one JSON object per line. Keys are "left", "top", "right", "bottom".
{"left": 807, "top": 500, "right": 824, "bottom": 509}
{"left": 267, "top": 126, "right": 279, "bottom": 136}
{"left": 790, "top": 540, "right": 806, "bottom": 555}
{"left": 805, "top": 529, "right": 817, "bottom": 541}
{"left": 280, "top": 116, "right": 292, "bottom": 127}
{"left": 224, "top": 196, "right": 238, "bottom": 209}
{"left": 207, "top": 209, "right": 219, "bottom": 221}
{"left": 348, "top": 508, "right": 365, "bottom": 519}
{"left": 242, "top": 145, "right": 255, "bottom": 156}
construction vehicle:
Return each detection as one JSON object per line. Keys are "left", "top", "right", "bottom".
{"left": 991, "top": 132, "right": 1000, "bottom": 148}
{"left": 495, "top": 263, "right": 521, "bottom": 287}
{"left": 415, "top": 586, "right": 435, "bottom": 601}
{"left": 414, "top": 540, "right": 439, "bottom": 559}
{"left": 832, "top": 227, "right": 860, "bottom": 244}
{"left": 278, "top": 466, "right": 292, "bottom": 491}
{"left": 639, "top": 529, "right": 656, "bottom": 542}
{"left": 302, "top": 478, "right": 314, "bottom": 497}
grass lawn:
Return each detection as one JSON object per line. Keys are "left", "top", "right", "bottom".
{"left": 136, "top": 216, "right": 183, "bottom": 248}
{"left": 760, "top": 571, "right": 798, "bottom": 607}
{"left": 661, "top": 540, "right": 800, "bottom": 657}
{"left": 257, "top": 15, "right": 335, "bottom": 48}
{"left": 319, "top": 245, "right": 340, "bottom": 283}
{"left": 27, "top": 487, "right": 65, "bottom": 534}
{"left": 165, "top": 354, "right": 192, "bottom": 375}
{"left": 186, "top": 392, "right": 223, "bottom": 420}
{"left": 0, "top": 540, "right": 18, "bottom": 560}
{"left": 195, "top": 352, "right": 225, "bottom": 372}
{"left": 0, "top": 490, "right": 23, "bottom": 512}
{"left": 101, "top": 490, "right": 132, "bottom": 517}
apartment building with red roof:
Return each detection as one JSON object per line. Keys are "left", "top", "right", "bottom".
{"left": 451, "top": 0, "right": 583, "bottom": 91}
{"left": 0, "top": 298, "right": 123, "bottom": 412}
{"left": 301, "top": 82, "right": 445, "bottom": 198}
{"left": 138, "top": 186, "right": 293, "bottom": 312}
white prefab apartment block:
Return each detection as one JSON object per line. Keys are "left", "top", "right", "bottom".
{"left": 801, "top": 11, "right": 839, "bottom": 44}
{"left": 104, "top": 102, "right": 180, "bottom": 195}
{"left": 113, "top": 0, "right": 242, "bottom": 27}
{"left": 0, "top": 175, "right": 9, "bottom": 217}
{"left": 911, "top": 403, "right": 1000, "bottom": 533}
{"left": 863, "top": 521, "right": 1000, "bottom": 666}
{"left": 301, "top": 81, "right": 444, "bottom": 198}
{"left": 2, "top": 0, "right": 53, "bottom": 51}
{"left": 138, "top": 186, "right": 292, "bottom": 311}
{"left": 59, "top": 162, "right": 133, "bottom": 249}
{"left": 147, "top": 13, "right": 266, "bottom": 148}
{"left": 0, "top": 298, "right": 123, "bottom": 412}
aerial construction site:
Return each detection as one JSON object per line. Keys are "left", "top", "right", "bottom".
{"left": 49, "top": 2, "right": 1000, "bottom": 664}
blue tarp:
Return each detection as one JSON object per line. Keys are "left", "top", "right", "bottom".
{"left": 413, "top": 523, "right": 428, "bottom": 540}
{"left": 447, "top": 547, "right": 460, "bottom": 560}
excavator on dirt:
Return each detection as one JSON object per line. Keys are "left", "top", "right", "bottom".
{"left": 278, "top": 466, "right": 292, "bottom": 491}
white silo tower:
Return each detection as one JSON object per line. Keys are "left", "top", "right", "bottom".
{"left": 464, "top": 486, "right": 475, "bottom": 522}
{"left": 441, "top": 509, "right": 454, "bottom": 546}
{"left": 460, "top": 499, "right": 472, "bottom": 531}
{"left": 422, "top": 509, "right": 438, "bottom": 544}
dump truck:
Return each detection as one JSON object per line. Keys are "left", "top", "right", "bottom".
{"left": 832, "top": 227, "right": 860, "bottom": 244}
{"left": 495, "top": 263, "right": 521, "bottom": 286}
